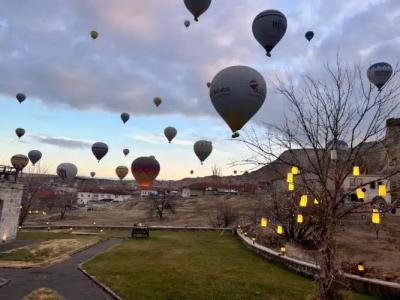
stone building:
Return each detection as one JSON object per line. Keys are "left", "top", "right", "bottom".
{"left": 0, "top": 181, "right": 23, "bottom": 242}
{"left": 385, "top": 118, "right": 400, "bottom": 203}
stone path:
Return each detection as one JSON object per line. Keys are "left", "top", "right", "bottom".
{"left": 0, "top": 238, "right": 121, "bottom": 300}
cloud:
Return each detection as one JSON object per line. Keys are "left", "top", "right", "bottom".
{"left": 130, "top": 133, "right": 193, "bottom": 146}
{"left": 30, "top": 134, "right": 93, "bottom": 149}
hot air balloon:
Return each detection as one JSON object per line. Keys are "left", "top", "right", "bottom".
{"left": 90, "top": 30, "right": 98, "bottom": 39}
{"left": 11, "top": 154, "right": 29, "bottom": 171}
{"left": 252, "top": 10, "right": 287, "bottom": 57}
{"left": 92, "top": 142, "right": 108, "bottom": 162}
{"left": 194, "top": 140, "right": 212, "bottom": 164}
{"left": 207, "top": 82, "right": 211, "bottom": 88}
{"left": 16, "top": 93, "right": 26, "bottom": 104}
{"left": 16, "top": 128, "right": 25, "bottom": 139}
{"left": 116, "top": 166, "right": 129, "bottom": 180}
{"left": 305, "top": 31, "right": 314, "bottom": 42}
{"left": 367, "top": 62, "right": 393, "bottom": 91}
{"left": 121, "top": 113, "right": 130, "bottom": 124}
{"left": 233, "top": 170, "right": 237, "bottom": 175}
{"left": 164, "top": 127, "right": 177, "bottom": 143}
{"left": 190, "top": 170, "right": 194, "bottom": 175}
{"left": 184, "top": 20, "right": 191, "bottom": 28}
{"left": 184, "top": 0, "right": 211, "bottom": 22}
{"left": 90, "top": 171, "right": 96, "bottom": 178}
{"left": 123, "top": 149, "right": 130, "bottom": 156}
{"left": 28, "top": 150, "right": 42, "bottom": 166}
{"left": 209, "top": 66, "right": 267, "bottom": 137}
{"left": 56, "top": 163, "right": 78, "bottom": 180}
{"left": 131, "top": 156, "right": 160, "bottom": 188}
{"left": 153, "top": 97, "right": 162, "bottom": 107}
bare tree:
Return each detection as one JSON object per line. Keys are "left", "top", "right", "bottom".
{"left": 148, "top": 193, "right": 176, "bottom": 219}
{"left": 208, "top": 199, "right": 238, "bottom": 227}
{"left": 211, "top": 164, "right": 222, "bottom": 177}
{"left": 237, "top": 59, "right": 400, "bottom": 299}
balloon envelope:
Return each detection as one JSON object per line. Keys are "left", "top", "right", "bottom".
{"left": 184, "top": 20, "right": 190, "bottom": 28}
{"left": 190, "top": 170, "right": 194, "bottom": 174}
{"left": 305, "top": 31, "right": 314, "bottom": 41}
{"left": 90, "top": 30, "right": 98, "bottom": 39}
{"left": 194, "top": 140, "right": 212, "bottom": 164}
{"left": 28, "top": 150, "right": 42, "bottom": 166}
{"left": 92, "top": 142, "right": 108, "bottom": 162}
{"left": 164, "top": 127, "right": 177, "bottom": 143}
{"left": 11, "top": 154, "right": 29, "bottom": 170}
{"left": 16, "top": 93, "right": 26, "bottom": 104}
{"left": 131, "top": 156, "right": 160, "bottom": 188}
{"left": 16, "top": 128, "right": 25, "bottom": 139}
{"left": 252, "top": 10, "right": 287, "bottom": 57}
{"left": 116, "top": 166, "right": 129, "bottom": 180}
{"left": 367, "top": 62, "right": 393, "bottom": 90}
{"left": 123, "top": 149, "right": 130, "bottom": 156}
{"left": 209, "top": 65, "right": 267, "bottom": 133}
{"left": 121, "top": 113, "right": 130, "bottom": 124}
{"left": 57, "top": 163, "right": 78, "bottom": 180}
{"left": 184, "top": 0, "right": 211, "bottom": 21}
{"left": 90, "top": 171, "right": 96, "bottom": 178}
{"left": 153, "top": 97, "right": 162, "bottom": 107}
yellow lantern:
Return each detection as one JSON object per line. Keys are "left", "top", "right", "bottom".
{"left": 378, "top": 184, "right": 386, "bottom": 197}
{"left": 357, "top": 262, "right": 365, "bottom": 273}
{"left": 261, "top": 217, "right": 268, "bottom": 228}
{"left": 372, "top": 209, "right": 380, "bottom": 224}
{"left": 276, "top": 225, "right": 283, "bottom": 235}
{"left": 287, "top": 173, "right": 293, "bottom": 183}
{"left": 299, "top": 195, "right": 308, "bottom": 207}
{"left": 353, "top": 166, "right": 360, "bottom": 176}
{"left": 280, "top": 247, "right": 286, "bottom": 255}
{"left": 291, "top": 166, "right": 299, "bottom": 175}
{"left": 356, "top": 188, "right": 364, "bottom": 200}
{"left": 313, "top": 198, "right": 319, "bottom": 205}
{"left": 288, "top": 183, "right": 294, "bottom": 191}
{"left": 297, "top": 214, "right": 303, "bottom": 223}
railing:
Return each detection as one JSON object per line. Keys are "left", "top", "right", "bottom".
{"left": 0, "top": 165, "right": 18, "bottom": 181}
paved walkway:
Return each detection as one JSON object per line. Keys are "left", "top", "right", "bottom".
{"left": 0, "top": 238, "right": 121, "bottom": 300}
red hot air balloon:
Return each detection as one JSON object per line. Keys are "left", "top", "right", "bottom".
{"left": 131, "top": 156, "right": 160, "bottom": 188}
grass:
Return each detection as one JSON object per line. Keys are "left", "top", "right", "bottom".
{"left": 84, "top": 232, "right": 380, "bottom": 300}
{"left": 22, "top": 287, "right": 63, "bottom": 300}
{"left": 17, "top": 230, "right": 77, "bottom": 240}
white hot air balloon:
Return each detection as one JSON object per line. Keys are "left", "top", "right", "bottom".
{"left": 209, "top": 66, "right": 267, "bottom": 137}
{"left": 252, "top": 10, "right": 287, "bottom": 57}
{"left": 56, "top": 163, "right": 78, "bottom": 180}
{"left": 367, "top": 62, "right": 393, "bottom": 91}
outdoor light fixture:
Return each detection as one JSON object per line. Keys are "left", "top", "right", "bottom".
{"left": 372, "top": 209, "right": 380, "bottom": 224}
{"left": 261, "top": 217, "right": 268, "bottom": 227}
{"left": 280, "top": 247, "right": 286, "bottom": 255}
{"left": 2, "top": 234, "right": 7, "bottom": 242}
{"left": 46, "top": 222, "right": 49, "bottom": 225}
{"left": 276, "top": 225, "right": 283, "bottom": 235}
{"left": 357, "top": 262, "right": 365, "bottom": 275}
{"left": 288, "top": 183, "right": 294, "bottom": 191}
{"left": 297, "top": 214, "right": 303, "bottom": 224}
{"left": 47, "top": 227, "right": 51, "bottom": 231}
{"left": 378, "top": 184, "right": 386, "bottom": 197}
{"left": 287, "top": 172, "right": 293, "bottom": 183}
{"left": 353, "top": 166, "right": 360, "bottom": 176}
{"left": 356, "top": 188, "right": 364, "bottom": 200}
{"left": 93, "top": 222, "right": 96, "bottom": 225}
{"left": 291, "top": 166, "right": 299, "bottom": 175}
{"left": 252, "top": 237, "right": 256, "bottom": 244}
{"left": 299, "top": 195, "right": 308, "bottom": 207}
{"left": 313, "top": 198, "right": 319, "bottom": 205}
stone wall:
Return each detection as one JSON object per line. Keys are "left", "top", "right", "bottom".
{"left": 385, "top": 118, "right": 400, "bottom": 204}
{"left": 0, "top": 181, "right": 23, "bottom": 242}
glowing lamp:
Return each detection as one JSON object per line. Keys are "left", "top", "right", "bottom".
{"left": 70, "top": 228, "right": 73, "bottom": 231}
{"left": 297, "top": 214, "right": 304, "bottom": 224}
{"left": 287, "top": 173, "right": 293, "bottom": 183}
{"left": 357, "top": 262, "right": 365, "bottom": 273}
{"left": 288, "top": 183, "right": 294, "bottom": 191}
{"left": 46, "top": 222, "right": 49, "bottom": 225}
{"left": 378, "top": 185, "right": 386, "bottom": 197}
{"left": 291, "top": 166, "right": 299, "bottom": 175}
{"left": 93, "top": 222, "right": 96, "bottom": 225}
{"left": 261, "top": 217, "right": 268, "bottom": 228}
{"left": 280, "top": 247, "right": 286, "bottom": 255}
{"left": 313, "top": 198, "right": 319, "bottom": 205}
{"left": 356, "top": 188, "right": 364, "bottom": 200}
{"left": 299, "top": 195, "right": 308, "bottom": 207}
{"left": 2, "top": 234, "right": 7, "bottom": 242}
{"left": 28, "top": 210, "right": 32, "bottom": 214}
{"left": 100, "top": 229, "right": 104, "bottom": 233}
{"left": 353, "top": 166, "right": 360, "bottom": 176}
{"left": 35, "top": 210, "right": 39, "bottom": 214}
{"left": 252, "top": 237, "right": 256, "bottom": 244}
{"left": 276, "top": 225, "right": 283, "bottom": 235}
{"left": 18, "top": 226, "right": 22, "bottom": 229}
{"left": 372, "top": 209, "right": 380, "bottom": 224}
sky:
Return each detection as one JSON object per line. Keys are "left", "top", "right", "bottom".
{"left": 0, "top": 0, "right": 399, "bottom": 180}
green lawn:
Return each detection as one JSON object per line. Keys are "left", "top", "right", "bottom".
{"left": 84, "top": 232, "right": 380, "bottom": 300}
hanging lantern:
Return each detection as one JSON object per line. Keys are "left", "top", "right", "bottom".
{"left": 353, "top": 166, "right": 360, "bottom": 176}
{"left": 357, "top": 262, "right": 365, "bottom": 274}
{"left": 297, "top": 214, "right": 303, "bottom": 223}
{"left": 378, "top": 184, "right": 386, "bottom": 197}
{"left": 261, "top": 217, "right": 268, "bottom": 227}
{"left": 287, "top": 173, "right": 294, "bottom": 183}
{"left": 372, "top": 209, "right": 380, "bottom": 224}
{"left": 356, "top": 188, "right": 364, "bottom": 200}
{"left": 299, "top": 195, "right": 308, "bottom": 207}
{"left": 313, "top": 198, "right": 319, "bottom": 205}
{"left": 291, "top": 166, "right": 299, "bottom": 175}
{"left": 276, "top": 225, "right": 283, "bottom": 235}
{"left": 330, "top": 149, "right": 338, "bottom": 160}
{"left": 280, "top": 247, "right": 286, "bottom": 255}
{"left": 288, "top": 183, "right": 294, "bottom": 191}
